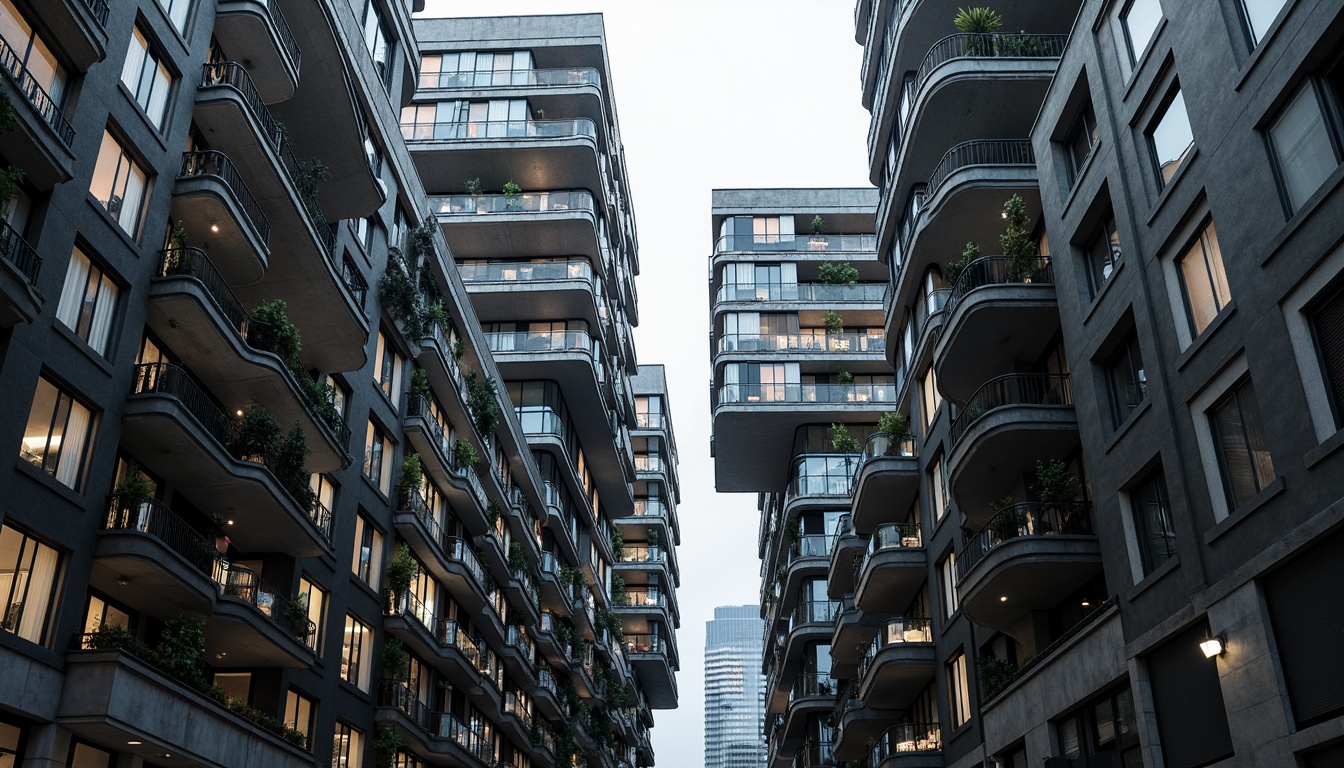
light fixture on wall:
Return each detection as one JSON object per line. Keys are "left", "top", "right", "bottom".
{"left": 1199, "top": 632, "right": 1226, "bottom": 658}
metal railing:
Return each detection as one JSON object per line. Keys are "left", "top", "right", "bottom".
{"left": 943, "top": 255, "right": 1054, "bottom": 320}
{"left": 789, "top": 534, "right": 835, "bottom": 561}
{"left": 218, "top": 561, "right": 316, "bottom": 644}
{"left": 984, "top": 596, "right": 1116, "bottom": 700}
{"left": 791, "top": 599, "right": 839, "bottom": 629}
{"left": 948, "top": 373, "right": 1073, "bottom": 446}
{"left": 911, "top": 33, "right": 1068, "bottom": 100}
{"left": 81, "top": 0, "right": 111, "bottom": 25}
{"left": 0, "top": 33, "right": 74, "bottom": 146}
{"left": 460, "top": 258, "right": 595, "bottom": 285}
{"left": 484, "top": 330, "right": 593, "bottom": 354}
{"left": 714, "top": 234, "right": 876, "bottom": 254}
{"left": 0, "top": 218, "right": 42, "bottom": 285}
{"left": 421, "top": 66, "right": 601, "bottom": 89}
{"left": 103, "top": 497, "right": 219, "bottom": 575}
{"left": 380, "top": 682, "right": 436, "bottom": 734}
{"left": 431, "top": 189, "right": 595, "bottom": 216}
{"left": 339, "top": 252, "right": 368, "bottom": 308}
{"left": 718, "top": 382, "right": 898, "bottom": 404}
{"left": 870, "top": 723, "right": 942, "bottom": 763}
{"left": 787, "top": 454, "right": 861, "bottom": 499}
{"left": 630, "top": 498, "right": 667, "bottom": 517}
{"left": 860, "top": 617, "right": 932, "bottom": 679}
{"left": 716, "top": 282, "right": 886, "bottom": 304}
{"left": 865, "top": 523, "right": 923, "bottom": 568}
{"left": 445, "top": 536, "right": 487, "bottom": 589}
{"left": 790, "top": 673, "right": 835, "bottom": 702}
{"left": 926, "top": 139, "right": 1035, "bottom": 201}
{"left": 716, "top": 332, "right": 886, "bottom": 354}
{"left": 155, "top": 248, "right": 249, "bottom": 336}
{"left": 618, "top": 544, "right": 665, "bottom": 564}
{"left": 179, "top": 151, "right": 270, "bottom": 244}
{"left": 129, "top": 362, "right": 239, "bottom": 451}
{"left": 957, "top": 501, "right": 1093, "bottom": 580}
{"left": 401, "top": 117, "right": 596, "bottom": 142}
{"left": 859, "top": 430, "right": 916, "bottom": 464}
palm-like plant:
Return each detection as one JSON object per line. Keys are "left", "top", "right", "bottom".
{"left": 954, "top": 6, "right": 1004, "bottom": 33}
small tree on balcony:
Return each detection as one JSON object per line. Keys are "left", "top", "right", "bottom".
{"left": 463, "top": 177, "right": 483, "bottom": 196}
{"left": 953, "top": 6, "right": 1003, "bottom": 33}
{"left": 400, "top": 454, "right": 423, "bottom": 491}
{"left": 877, "top": 411, "right": 909, "bottom": 437}
{"left": 112, "top": 462, "right": 154, "bottom": 513}
{"left": 249, "top": 299, "right": 302, "bottom": 367}
{"left": 946, "top": 241, "right": 980, "bottom": 285}
{"left": 1035, "top": 458, "right": 1081, "bottom": 516}
{"left": 830, "top": 423, "right": 860, "bottom": 453}
{"left": 837, "top": 368, "right": 855, "bottom": 385}
{"left": 818, "top": 261, "right": 860, "bottom": 285}
{"left": 1000, "top": 194, "right": 1035, "bottom": 281}
{"left": 465, "top": 370, "right": 502, "bottom": 436}
{"left": 387, "top": 543, "right": 418, "bottom": 600}
{"left": 824, "top": 311, "right": 844, "bottom": 334}
{"left": 373, "top": 728, "right": 405, "bottom": 768}
{"left": 453, "top": 438, "right": 479, "bottom": 470}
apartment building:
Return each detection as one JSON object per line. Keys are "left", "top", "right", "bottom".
{"left": 704, "top": 605, "right": 767, "bottom": 768}
{"left": 0, "top": 2, "right": 677, "bottom": 767}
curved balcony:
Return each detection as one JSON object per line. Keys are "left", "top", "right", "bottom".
{"left": 869, "top": 723, "right": 943, "bottom": 768}
{"left": 947, "top": 373, "right": 1078, "bottom": 522}
{"left": 213, "top": 0, "right": 301, "bottom": 102}
{"left": 432, "top": 190, "right": 602, "bottom": 262}
{"left": 887, "top": 286, "right": 949, "bottom": 384}
{"left": 171, "top": 151, "right": 269, "bottom": 284}
{"left": 384, "top": 592, "right": 497, "bottom": 698}
{"left": 613, "top": 586, "right": 678, "bottom": 628}
{"left": 376, "top": 683, "right": 496, "bottom": 768}
{"left": 776, "top": 534, "right": 834, "bottom": 616}
{"left": 25, "top": 0, "right": 107, "bottom": 73}
{"left": 120, "top": 363, "right": 332, "bottom": 556}
{"left": 0, "top": 32, "right": 75, "bottom": 188}
{"left": 956, "top": 502, "right": 1101, "bottom": 633}
{"left": 401, "top": 399, "right": 490, "bottom": 530}
{"left": 780, "top": 673, "right": 836, "bottom": 748}
{"left": 827, "top": 515, "right": 866, "bottom": 599}
{"left": 626, "top": 633, "right": 678, "bottom": 709}
{"left": 716, "top": 282, "right": 887, "bottom": 306}
{"left": 833, "top": 682, "right": 900, "bottom": 760}
{"left": 850, "top": 432, "right": 918, "bottom": 531}
{"left": 787, "top": 454, "right": 862, "bottom": 510}
{"left": 422, "top": 66, "right": 601, "bottom": 90}
{"left": 934, "top": 255, "right": 1058, "bottom": 403}
{"left": 0, "top": 219, "right": 42, "bottom": 327}
{"left": 717, "top": 333, "right": 886, "bottom": 356}
{"left": 616, "top": 544, "right": 677, "bottom": 586}
{"left": 781, "top": 601, "right": 838, "bottom": 679}
{"left": 460, "top": 258, "right": 602, "bottom": 326}
{"left": 855, "top": 523, "right": 924, "bottom": 614}
{"left": 858, "top": 618, "right": 934, "bottom": 707}
{"left": 715, "top": 234, "right": 877, "bottom": 255}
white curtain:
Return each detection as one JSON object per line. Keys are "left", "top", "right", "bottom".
{"left": 16, "top": 541, "right": 58, "bottom": 643}
{"left": 722, "top": 364, "right": 739, "bottom": 402}
{"left": 87, "top": 272, "right": 117, "bottom": 355}
{"left": 780, "top": 262, "right": 798, "bottom": 298}
{"left": 117, "top": 160, "right": 147, "bottom": 236}
{"left": 55, "top": 398, "right": 91, "bottom": 488}
{"left": 56, "top": 249, "right": 90, "bottom": 333}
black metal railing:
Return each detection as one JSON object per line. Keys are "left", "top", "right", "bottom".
{"left": 944, "top": 255, "right": 1054, "bottom": 319}
{"left": 0, "top": 218, "right": 42, "bottom": 285}
{"left": 859, "top": 617, "right": 933, "bottom": 679}
{"left": 913, "top": 33, "right": 1068, "bottom": 93}
{"left": 179, "top": 151, "right": 271, "bottom": 244}
{"left": 0, "top": 35, "right": 74, "bottom": 146}
{"left": 340, "top": 251, "right": 368, "bottom": 308}
{"left": 156, "top": 248, "right": 250, "bottom": 336}
{"left": 957, "top": 501, "right": 1093, "bottom": 580}
{"left": 862, "top": 523, "right": 923, "bottom": 573}
{"left": 82, "top": 0, "right": 111, "bottom": 25}
{"left": 218, "top": 562, "right": 316, "bottom": 644}
{"left": 869, "top": 723, "right": 942, "bottom": 763}
{"left": 948, "top": 373, "right": 1073, "bottom": 446}
{"left": 790, "top": 672, "right": 835, "bottom": 701}
{"left": 103, "top": 496, "right": 219, "bottom": 575}
{"left": 257, "top": 0, "right": 301, "bottom": 70}
{"left": 926, "top": 139, "right": 1035, "bottom": 200}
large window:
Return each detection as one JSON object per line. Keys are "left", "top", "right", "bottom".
{"left": 22, "top": 376, "right": 97, "bottom": 490}
{"left": 284, "top": 689, "right": 315, "bottom": 750}
{"left": 1056, "top": 688, "right": 1142, "bottom": 766}
{"left": 351, "top": 514, "right": 382, "bottom": 589}
{"left": 333, "top": 721, "right": 364, "bottom": 768}
{"left": 635, "top": 396, "right": 664, "bottom": 429}
{"left": 947, "top": 652, "right": 971, "bottom": 728}
{"left": 1267, "top": 81, "right": 1341, "bottom": 214}
{"left": 0, "top": 0, "right": 68, "bottom": 105}
{"left": 1147, "top": 89, "right": 1194, "bottom": 188}
{"left": 296, "top": 576, "right": 327, "bottom": 653}
{"left": 1084, "top": 213, "right": 1122, "bottom": 298}
{"left": 1129, "top": 468, "right": 1176, "bottom": 576}
{"left": 1105, "top": 332, "right": 1146, "bottom": 428}
{"left": 939, "top": 552, "right": 958, "bottom": 620}
{"left": 921, "top": 367, "right": 941, "bottom": 430}
{"left": 340, "top": 616, "right": 372, "bottom": 692}
{"left": 1208, "top": 378, "right": 1275, "bottom": 510}
{"left": 56, "top": 247, "right": 119, "bottom": 356}
{"left": 1310, "top": 281, "right": 1344, "bottom": 429}
{"left": 363, "top": 421, "right": 392, "bottom": 495}
{"left": 374, "top": 331, "right": 404, "bottom": 407}
{"left": 153, "top": 0, "right": 191, "bottom": 33}
{"left": 929, "top": 456, "right": 948, "bottom": 522}
{"left": 121, "top": 27, "right": 173, "bottom": 130}
{"left": 1239, "top": 0, "right": 1288, "bottom": 47}
{"left": 1065, "top": 103, "right": 1099, "bottom": 185}
{"left": 90, "top": 130, "right": 149, "bottom": 238}
{"left": 1119, "top": 0, "right": 1163, "bottom": 65}
{"left": 1176, "top": 218, "right": 1231, "bottom": 336}
{"left": 0, "top": 523, "right": 62, "bottom": 645}
{"left": 357, "top": 0, "right": 392, "bottom": 88}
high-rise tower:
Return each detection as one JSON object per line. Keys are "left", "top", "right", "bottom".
{"left": 704, "top": 605, "right": 766, "bottom": 768}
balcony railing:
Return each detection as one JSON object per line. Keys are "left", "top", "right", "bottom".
{"left": 926, "top": 139, "right": 1035, "bottom": 200}
{"left": 179, "top": 151, "right": 271, "bottom": 244}
{"left": 1, "top": 218, "right": 42, "bottom": 285}
{"left": 484, "top": 330, "right": 593, "bottom": 354}
{"left": 431, "top": 190, "right": 595, "bottom": 216}
{"left": 943, "top": 255, "right": 1054, "bottom": 319}
{"left": 625, "top": 633, "right": 671, "bottom": 658}
{"left": 81, "top": 0, "right": 111, "bottom": 26}
{"left": 909, "top": 34, "right": 1067, "bottom": 114}
{"left": 103, "top": 497, "right": 219, "bottom": 576}
{"left": 948, "top": 373, "right": 1073, "bottom": 446}
{"left": 218, "top": 562, "right": 317, "bottom": 645}
{"left": 445, "top": 536, "right": 487, "bottom": 589}
{"left": 957, "top": 501, "right": 1093, "bottom": 580}
{"left": 789, "top": 534, "right": 835, "bottom": 561}
{"left": 791, "top": 599, "right": 839, "bottom": 629}
{"left": 714, "top": 234, "right": 876, "bottom": 254}
{"left": 401, "top": 118, "right": 596, "bottom": 142}
{"left": 716, "top": 282, "right": 887, "bottom": 304}
{"left": 859, "top": 617, "right": 932, "bottom": 678}
{"left": 913, "top": 288, "right": 950, "bottom": 341}
{"left": 616, "top": 588, "right": 670, "bottom": 609}
{"left": 718, "top": 382, "right": 897, "bottom": 404}
{"left": 865, "top": 523, "right": 922, "bottom": 566}
{"left": 717, "top": 333, "right": 886, "bottom": 354}
{"left": 788, "top": 454, "right": 861, "bottom": 499}
{"left": 630, "top": 498, "right": 668, "bottom": 518}
{"left": 859, "top": 430, "right": 916, "bottom": 464}
{"left": 870, "top": 723, "right": 942, "bottom": 763}
{"left": 460, "top": 259, "right": 595, "bottom": 285}
{"left": 156, "top": 248, "right": 250, "bottom": 336}
{"left": 790, "top": 673, "right": 835, "bottom": 702}
{"left": 618, "top": 544, "right": 666, "bottom": 564}
{"left": 0, "top": 32, "right": 74, "bottom": 146}
{"left": 421, "top": 66, "right": 601, "bottom": 89}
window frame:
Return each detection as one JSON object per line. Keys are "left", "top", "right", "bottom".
{"left": 1174, "top": 216, "right": 1232, "bottom": 338}
{"left": 1237, "top": 0, "right": 1290, "bottom": 49}
{"left": 56, "top": 245, "right": 120, "bottom": 357}
{"left": 947, "top": 651, "right": 971, "bottom": 728}
{"left": 1083, "top": 212, "right": 1122, "bottom": 299}
{"left": 21, "top": 374, "right": 98, "bottom": 490}
{"left": 89, "top": 128, "right": 151, "bottom": 239}
{"left": 1119, "top": 0, "right": 1164, "bottom": 66}
{"left": 1207, "top": 376, "right": 1276, "bottom": 511}
{"left": 1145, "top": 86, "right": 1195, "bottom": 190}
{"left": 1264, "top": 79, "right": 1344, "bottom": 216}
{"left": 340, "top": 615, "right": 373, "bottom": 692}
{"left": 1127, "top": 467, "right": 1177, "bottom": 576}
{"left": 120, "top": 25, "right": 175, "bottom": 131}
{"left": 0, "top": 522, "right": 63, "bottom": 646}
{"left": 351, "top": 513, "right": 383, "bottom": 589}
{"left": 1104, "top": 331, "right": 1146, "bottom": 428}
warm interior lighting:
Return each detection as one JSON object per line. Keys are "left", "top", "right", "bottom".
{"left": 998, "top": 596, "right": 1008, "bottom": 602}
{"left": 210, "top": 224, "right": 220, "bottom": 232}
{"left": 227, "top": 519, "right": 234, "bottom": 525}
{"left": 235, "top": 409, "right": 244, "bottom": 417}
{"left": 1200, "top": 634, "right": 1226, "bottom": 658}
{"left": 1081, "top": 600, "right": 1091, "bottom": 607}
{"left": 127, "top": 741, "right": 142, "bottom": 745}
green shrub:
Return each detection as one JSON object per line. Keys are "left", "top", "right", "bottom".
{"left": 387, "top": 543, "right": 418, "bottom": 598}
{"left": 877, "top": 411, "right": 909, "bottom": 436}
{"left": 817, "top": 262, "right": 859, "bottom": 285}
{"left": 831, "top": 423, "right": 860, "bottom": 453}
{"left": 249, "top": 300, "right": 302, "bottom": 365}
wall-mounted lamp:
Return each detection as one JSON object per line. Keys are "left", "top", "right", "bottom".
{"left": 1199, "top": 633, "right": 1226, "bottom": 658}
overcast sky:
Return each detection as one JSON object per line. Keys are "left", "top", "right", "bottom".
{"left": 416, "top": 3, "right": 874, "bottom": 766}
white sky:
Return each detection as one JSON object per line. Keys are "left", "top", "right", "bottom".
{"left": 416, "top": 3, "right": 875, "bottom": 766}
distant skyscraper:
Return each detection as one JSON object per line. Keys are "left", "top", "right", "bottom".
{"left": 705, "top": 605, "right": 767, "bottom": 768}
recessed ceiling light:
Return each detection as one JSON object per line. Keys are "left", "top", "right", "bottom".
{"left": 127, "top": 741, "right": 142, "bottom": 745}
{"left": 1081, "top": 600, "right": 1091, "bottom": 607}
{"left": 210, "top": 224, "right": 220, "bottom": 232}
{"left": 235, "top": 409, "right": 244, "bottom": 417}
{"left": 999, "top": 596, "right": 1008, "bottom": 602}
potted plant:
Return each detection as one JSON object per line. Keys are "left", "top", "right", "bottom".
{"left": 112, "top": 463, "right": 154, "bottom": 519}
{"left": 946, "top": 241, "right": 980, "bottom": 285}
{"left": 1000, "top": 194, "right": 1036, "bottom": 281}
{"left": 386, "top": 543, "right": 417, "bottom": 600}
{"left": 1035, "top": 458, "right": 1081, "bottom": 521}
{"left": 953, "top": 6, "right": 1003, "bottom": 56}
{"left": 824, "top": 311, "right": 844, "bottom": 335}
{"left": 400, "top": 454, "right": 423, "bottom": 492}
{"left": 453, "top": 438, "right": 479, "bottom": 471}
{"left": 232, "top": 404, "right": 280, "bottom": 463}
{"left": 610, "top": 527, "right": 624, "bottom": 557}
{"left": 508, "top": 540, "right": 527, "bottom": 572}
{"left": 837, "top": 369, "right": 855, "bottom": 385}
{"left": 285, "top": 592, "right": 309, "bottom": 636}
{"left": 503, "top": 181, "right": 523, "bottom": 210}
{"left": 808, "top": 215, "right": 828, "bottom": 249}
{"left": 817, "top": 261, "right": 859, "bottom": 285}
{"left": 207, "top": 512, "right": 229, "bottom": 554}
{"left": 877, "top": 411, "right": 909, "bottom": 437}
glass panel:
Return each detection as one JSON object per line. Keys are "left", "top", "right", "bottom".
{"left": 1122, "top": 0, "right": 1164, "bottom": 63}
{"left": 1269, "top": 84, "right": 1338, "bottom": 212}
{"left": 1149, "top": 90, "right": 1194, "bottom": 187}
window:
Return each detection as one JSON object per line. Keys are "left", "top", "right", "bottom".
{"left": 1267, "top": 82, "right": 1341, "bottom": 214}
{"left": 56, "top": 247, "right": 119, "bottom": 356}
{"left": 1208, "top": 378, "right": 1275, "bottom": 510}
{"left": 324, "top": 375, "right": 349, "bottom": 418}
{"left": 213, "top": 671, "right": 250, "bottom": 701}
{"left": 0, "top": 523, "right": 62, "bottom": 645}
{"left": 939, "top": 552, "right": 958, "bottom": 619}
{"left": 68, "top": 742, "right": 114, "bottom": 768}
{"left": 0, "top": 719, "right": 20, "bottom": 765}
{"left": 1129, "top": 469, "right": 1176, "bottom": 575}
{"left": 0, "top": 0, "right": 68, "bottom": 104}
{"left": 374, "top": 331, "right": 404, "bottom": 406}
{"left": 352, "top": 514, "right": 383, "bottom": 589}
{"left": 1147, "top": 89, "right": 1194, "bottom": 188}
{"left": 90, "top": 131, "right": 149, "bottom": 237}
{"left": 1105, "top": 332, "right": 1146, "bottom": 427}
{"left": 947, "top": 653, "right": 971, "bottom": 728}
{"left": 921, "top": 367, "right": 941, "bottom": 430}
{"left": 1176, "top": 218, "right": 1231, "bottom": 335}
{"left": 1066, "top": 104, "right": 1099, "bottom": 184}
{"left": 1310, "top": 281, "right": 1344, "bottom": 429}
{"left": 22, "top": 376, "right": 97, "bottom": 490}
{"left": 357, "top": 0, "right": 392, "bottom": 88}
{"left": 929, "top": 456, "right": 948, "bottom": 522}
{"left": 363, "top": 421, "right": 392, "bottom": 494}
{"left": 1084, "top": 213, "right": 1122, "bottom": 298}
{"left": 153, "top": 0, "right": 191, "bottom": 33}
{"left": 121, "top": 27, "right": 173, "bottom": 130}
{"left": 82, "top": 593, "right": 131, "bottom": 636}
{"left": 1120, "top": 0, "right": 1163, "bottom": 65}
{"left": 285, "top": 689, "right": 315, "bottom": 750}
{"left": 1057, "top": 688, "right": 1142, "bottom": 766}
{"left": 296, "top": 576, "right": 327, "bottom": 653}
{"left": 333, "top": 721, "right": 364, "bottom": 768}
{"left": 341, "top": 615, "right": 372, "bottom": 691}
{"left": 635, "top": 396, "right": 663, "bottom": 429}
{"left": 1239, "top": 0, "right": 1288, "bottom": 47}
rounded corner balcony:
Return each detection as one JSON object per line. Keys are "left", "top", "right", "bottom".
{"left": 460, "top": 259, "right": 603, "bottom": 327}
{"left": 213, "top": 0, "right": 302, "bottom": 102}
{"left": 119, "top": 363, "right": 334, "bottom": 557}
{"left": 934, "top": 255, "right": 1058, "bottom": 403}
{"left": 857, "top": 618, "right": 934, "bottom": 708}
{"left": 170, "top": 151, "right": 270, "bottom": 285}
{"left": 827, "top": 515, "right": 865, "bottom": 599}
{"left": 403, "top": 119, "right": 602, "bottom": 195}
{"left": 431, "top": 190, "right": 600, "bottom": 262}
{"left": 26, "top": 0, "right": 108, "bottom": 73}
{"left": 146, "top": 248, "right": 350, "bottom": 472}
{"left": 0, "top": 32, "right": 76, "bottom": 189}
{"left": 626, "top": 633, "right": 678, "bottom": 709}
{"left": 947, "top": 373, "right": 1077, "bottom": 523}
{"left": 850, "top": 432, "right": 918, "bottom": 531}
{"left": 956, "top": 501, "right": 1100, "bottom": 633}
{"left": 0, "top": 218, "right": 43, "bottom": 328}
{"left": 868, "top": 723, "right": 943, "bottom": 768}
{"left": 886, "top": 285, "right": 948, "bottom": 378}
{"left": 712, "top": 383, "right": 895, "bottom": 492}
{"left": 715, "top": 332, "right": 888, "bottom": 364}
{"left": 855, "top": 523, "right": 924, "bottom": 614}
{"left": 780, "top": 673, "right": 836, "bottom": 747}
